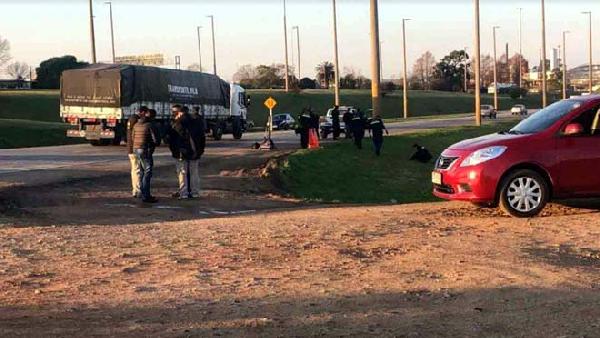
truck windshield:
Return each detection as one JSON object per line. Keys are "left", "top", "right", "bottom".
{"left": 509, "top": 100, "right": 581, "bottom": 134}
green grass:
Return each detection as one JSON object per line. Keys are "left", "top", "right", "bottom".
{"left": 0, "top": 89, "right": 555, "bottom": 129}
{"left": 247, "top": 89, "right": 557, "bottom": 127}
{"left": 278, "top": 121, "right": 516, "bottom": 204}
{"left": 0, "top": 119, "right": 83, "bottom": 149}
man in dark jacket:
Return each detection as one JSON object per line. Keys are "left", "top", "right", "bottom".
{"left": 296, "top": 108, "right": 311, "bottom": 149}
{"left": 132, "top": 108, "right": 161, "bottom": 203}
{"left": 331, "top": 105, "right": 341, "bottom": 140}
{"left": 189, "top": 106, "right": 206, "bottom": 198}
{"left": 127, "top": 106, "right": 147, "bottom": 198}
{"left": 342, "top": 109, "right": 353, "bottom": 139}
{"left": 308, "top": 108, "right": 320, "bottom": 140}
{"left": 351, "top": 110, "right": 366, "bottom": 149}
{"left": 368, "top": 115, "right": 389, "bottom": 156}
{"left": 164, "top": 105, "right": 196, "bottom": 199}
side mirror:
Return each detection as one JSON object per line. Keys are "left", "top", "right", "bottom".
{"left": 564, "top": 123, "right": 584, "bottom": 136}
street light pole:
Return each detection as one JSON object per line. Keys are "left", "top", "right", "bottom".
{"left": 196, "top": 26, "right": 203, "bottom": 72}
{"left": 105, "top": 2, "right": 116, "bottom": 63}
{"left": 207, "top": 15, "right": 217, "bottom": 75}
{"left": 282, "top": 0, "right": 290, "bottom": 92}
{"left": 541, "top": 0, "right": 547, "bottom": 107}
{"left": 518, "top": 7, "right": 523, "bottom": 89}
{"left": 369, "top": 0, "right": 381, "bottom": 117}
{"left": 464, "top": 46, "right": 468, "bottom": 93}
{"left": 88, "top": 0, "right": 97, "bottom": 63}
{"left": 332, "top": 0, "right": 341, "bottom": 106}
{"left": 582, "top": 11, "right": 592, "bottom": 94}
{"left": 293, "top": 26, "right": 301, "bottom": 79}
{"left": 493, "top": 26, "right": 500, "bottom": 111}
{"left": 562, "top": 30, "right": 569, "bottom": 99}
{"left": 402, "top": 18, "right": 410, "bottom": 119}
{"left": 473, "top": 0, "right": 482, "bottom": 126}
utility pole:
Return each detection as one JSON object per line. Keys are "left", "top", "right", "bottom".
{"left": 518, "top": 7, "right": 523, "bottom": 90}
{"left": 196, "top": 26, "right": 203, "bottom": 72}
{"left": 88, "top": 0, "right": 97, "bottom": 63}
{"left": 332, "top": 0, "right": 341, "bottom": 106}
{"left": 105, "top": 2, "right": 116, "bottom": 63}
{"left": 207, "top": 15, "right": 217, "bottom": 75}
{"left": 493, "top": 26, "right": 500, "bottom": 111}
{"left": 402, "top": 18, "right": 410, "bottom": 119}
{"left": 582, "top": 11, "right": 592, "bottom": 94}
{"left": 562, "top": 31, "right": 569, "bottom": 99}
{"left": 541, "top": 0, "right": 547, "bottom": 107}
{"left": 293, "top": 26, "right": 301, "bottom": 79}
{"left": 474, "top": 0, "right": 482, "bottom": 126}
{"left": 464, "top": 46, "right": 468, "bottom": 93}
{"left": 370, "top": 0, "right": 381, "bottom": 117}
{"left": 282, "top": 0, "right": 290, "bottom": 92}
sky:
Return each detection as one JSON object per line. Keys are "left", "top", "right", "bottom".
{"left": 1, "top": 0, "right": 599, "bottom": 81}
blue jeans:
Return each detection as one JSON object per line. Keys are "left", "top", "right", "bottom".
{"left": 373, "top": 137, "right": 383, "bottom": 156}
{"left": 134, "top": 148, "right": 154, "bottom": 199}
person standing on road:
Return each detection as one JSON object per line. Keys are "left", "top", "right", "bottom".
{"left": 164, "top": 105, "right": 196, "bottom": 199}
{"left": 296, "top": 108, "right": 311, "bottom": 149}
{"left": 308, "top": 108, "right": 320, "bottom": 140}
{"left": 126, "top": 106, "right": 148, "bottom": 198}
{"left": 351, "top": 109, "right": 366, "bottom": 149}
{"left": 342, "top": 109, "right": 353, "bottom": 139}
{"left": 331, "top": 105, "right": 341, "bottom": 140}
{"left": 132, "top": 108, "right": 161, "bottom": 203}
{"left": 189, "top": 106, "right": 206, "bottom": 199}
{"left": 368, "top": 115, "right": 389, "bottom": 156}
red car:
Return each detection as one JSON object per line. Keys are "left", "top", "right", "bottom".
{"left": 433, "top": 95, "right": 600, "bottom": 217}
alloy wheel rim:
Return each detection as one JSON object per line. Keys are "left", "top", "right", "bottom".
{"left": 506, "top": 177, "right": 543, "bottom": 213}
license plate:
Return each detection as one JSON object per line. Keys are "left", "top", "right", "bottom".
{"left": 432, "top": 171, "right": 442, "bottom": 185}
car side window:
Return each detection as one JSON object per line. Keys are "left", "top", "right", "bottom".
{"left": 570, "top": 106, "right": 600, "bottom": 136}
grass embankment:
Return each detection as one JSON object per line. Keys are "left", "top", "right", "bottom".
{"left": 247, "top": 89, "right": 555, "bottom": 126}
{"left": 0, "top": 90, "right": 61, "bottom": 122}
{"left": 278, "top": 121, "right": 515, "bottom": 204}
{"left": 0, "top": 119, "right": 82, "bottom": 149}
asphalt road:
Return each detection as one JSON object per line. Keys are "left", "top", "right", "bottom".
{"left": 0, "top": 111, "right": 522, "bottom": 188}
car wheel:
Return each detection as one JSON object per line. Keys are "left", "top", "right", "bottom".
{"left": 499, "top": 169, "right": 549, "bottom": 218}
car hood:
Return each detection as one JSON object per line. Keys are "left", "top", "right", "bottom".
{"left": 448, "top": 132, "right": 527, "bottom": 151}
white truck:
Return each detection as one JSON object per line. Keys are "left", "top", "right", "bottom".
{"left": 60, "top": 64, "right": 249, "bottom": 145}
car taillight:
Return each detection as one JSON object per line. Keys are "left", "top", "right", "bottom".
{"left": 83, "top": 118, "right": 97, "bottom": 123}
{"left": 67, "top": 116, "right": 78, "bottom": 125}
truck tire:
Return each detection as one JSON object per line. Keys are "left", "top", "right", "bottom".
{"left": 212, "top": 124, "right": 223, "bottom": 140}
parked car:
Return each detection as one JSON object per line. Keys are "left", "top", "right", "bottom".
{"left": 481, "top": 105, "right": 497, "bottom": 119}
{"left": 511, "top": 104, "right": 528, "bottom": 116}
{"left": 432, "top": 95, "right": 600, "bottom": 218}
{"left": 320, "top": 106, "right": 357, "bottom": 139}
{"left": 269, "top": 113, "right": 296, "bottom": 130}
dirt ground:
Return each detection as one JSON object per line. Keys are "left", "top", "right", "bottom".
{"left": 1, "top": 150, "right": 600, "bottom": 337}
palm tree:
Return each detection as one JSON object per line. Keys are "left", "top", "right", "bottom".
{"left": 315, "top": 61, "right": 335, "bottom": 89}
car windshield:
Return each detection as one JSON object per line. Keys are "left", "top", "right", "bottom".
{"left": 509, "top": 100, "right": 581, "bottom": 134}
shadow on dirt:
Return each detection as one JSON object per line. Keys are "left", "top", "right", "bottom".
{"left": 1, "top": 287, "right": 599, "bottom": 337}
{"left": 523, "top": 244, "right": 600, "bottom": 268}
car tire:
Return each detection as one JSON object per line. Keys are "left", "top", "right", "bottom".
{"left": 499, "top": 169, "right": 549, "bottom": 218}
{"left": 320, "top": 131, "right": 328, "bottom": 139}
{"left": 212, "top": 124, "right": 223, "bottom": 140}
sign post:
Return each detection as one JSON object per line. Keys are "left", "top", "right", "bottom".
{"left": 262, "top": 97, "right": 278, "bottom": 150}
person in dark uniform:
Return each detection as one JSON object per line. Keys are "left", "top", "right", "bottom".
{"left": 132, "top": 109, "right": 161, "bottom": 203}
{"left": 331, "top": 105, "right": 341, "bottom": 140}
{"left": 368, "top": 114, "right": 389, "bottom": 156}
{"left": 188, "top": 107, "right": 206, "bottom": 198}
{"left": 308, "top": 108, "right": 320, "bottom": 140}
{"left": 342, "top": 109, "right": 353, "bottom": 139}
{"left": 351, "top": 109, "right": 366, "bottom": 149}
{"left": 126, "top": 106, "right": 148, "bottom": 198}
{"left": 296, "top": 108, "right": 311, "bottom": 149}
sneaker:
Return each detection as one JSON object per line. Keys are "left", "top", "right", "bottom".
{"left": 142, "top": 196, "right": 159, "bottom": 203}
{"left": 132, "top": 193, "right": 142, "bottom": 199}
{"left": 171, "top": 192, "right": 180, "bottom": 198}
{"left": 178, "top": 195, "right": 191, "bottom": 200}
{"left": 190, "top": 193, "right": 201, "bottom": 199}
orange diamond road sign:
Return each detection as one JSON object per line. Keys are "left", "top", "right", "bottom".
{"left": 264, "top": 97, "right": 277, "bottom": 110}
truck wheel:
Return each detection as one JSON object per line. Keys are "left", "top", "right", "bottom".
{"left": 212, "top": 125, "right": 223, "bottom": 140}
{"left": 320, "top": 130, "right": 329, "bottom": 139}
{"left": 499, "top": 169, "right": 549, "bottom": 218}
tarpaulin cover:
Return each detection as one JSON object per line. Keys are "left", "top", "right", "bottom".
{"left": 61, "top": 63, "right": 230, "bottom": 108}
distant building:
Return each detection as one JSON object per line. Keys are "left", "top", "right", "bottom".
{"left": 0, "top": 79, "right": 31, "bottom": 89}
{"left": 567, "top": 64, "right": 600, "bottom": 92}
